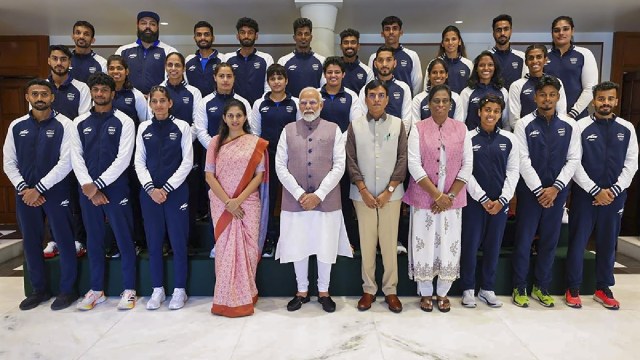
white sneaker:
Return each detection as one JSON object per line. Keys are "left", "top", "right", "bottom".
{"left": 168, "top": 288, "right": 188, "bottom": 310}
{"left": 478, "top": 289, "right": 503, "bottom": 308}
{"left": 562, "top": 207, "right": 569, "bottom": 224}
{"left": 117, "top": 289, "right": 136, "bottom": 310}
{"left": 146, "top": 287, "right": 166, "bottom": 310}
{"left": 43, "top": 241, "right": 58, "bottom": 258}
{"left": 396, "top": 242, "right": 407, "bottom": 255}
{"left": 75, "top": 241, "right": 86, "bottom": 257}
{"left": 77, "top": 290, "right": 106, "bottom": 311}
{"left": 461, "top": 289, "right": 476, "bottom": 308}
{"left": 209, "top": 246, "right": 216, "bottom": 258}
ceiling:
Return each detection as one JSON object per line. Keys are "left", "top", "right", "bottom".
{"left": 2, "top": 0, "right": 640, "bottom": 39}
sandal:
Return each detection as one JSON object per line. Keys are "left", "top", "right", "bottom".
{"left": 419, "top": 296, "right": 433, "bottom": 312}
{"left": 436, "top": 296, "right": 451, "bottom": 313}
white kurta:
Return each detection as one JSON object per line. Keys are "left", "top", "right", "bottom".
{"left": 274, "top": 122, "right": 353, "bottom": 264}
{"left": 406, "top": 124, "right": 473, "bottom": 282}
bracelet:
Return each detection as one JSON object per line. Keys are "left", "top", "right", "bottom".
{"left": 434, "top": 192, "right": 444, "bottom": 202}
{"left": 358, "top": 187, "right": 366, "bottom": 193}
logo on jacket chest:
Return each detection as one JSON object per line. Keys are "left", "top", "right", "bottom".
{"left": 83, "top": 127, "right": 92, "bottom": 135}
{"left": 357, "top": 73, "right": 364, "bottom": 80}
{"left": 393, "top": 91, "right": 401, "bottom": 100}
{"left": 586, "top": 134, "right": 598, "bottom": 142}
{"left": 188, "top": 65, "right": 196, "bottom": 72}
{"left": 288, "top": 64, "right": 297, "bottom": 71}
{"left": 499, "top": 143, "right": 507, "bottom": 151}
{"left": 459, "top": 69, "right": 466, "bottom": 77}
{"left": 143, "top": 133, "right": 153, "bottom": 140}
{"left": 231, "top": 64, "right": 239, "bottom": 70}
{"left": 557, "top": 128, "right": 566, "bottom": 137}
{"left": 153, "top": 53, "right": 161, "bottom": 60}
{"left": 19, "top": 129, "right": 29, "bottom": 137}
{"left": 523, "top": 88, "right": 533, "bottom": 95}
{"left": 128, "top": 53, "right": 137, "bottom": 59}
{"left": 89, "top": 66, "right": 97, "bottom": 73}
{"left": 286, "top": 106, "right": 294, "bottom": 113}
{"left": 339, "top": 97, "right": 347, "bottom": 104}
{"left": 124, "top": 97, "right": 134, "bottom": 105}
{"left": 471, "top": 97, "right": 480, "bottom": 104}
{"left": 260, "top": 106, "right": 270, "bottom": 113}
{"left": 570, "top": 57, "right": 578, "bottom": 65}
{"left": 312, "top": 64, "right": 320, "bottom": 71}
{"left": 529, "top": 129, "right": 540, "bottom": 138}
{"left": 617, "top": 133, "right": 625, "bottom": 141}
{"left": 472, "top": 144, "right": 482, "bottom": 151}
{"left": 400, "top": 59, "right": 408, "bottom": 67}
{"left": 46, "top": 129, "right": 55, "bottom": 138}
{"left": 254, "top": 62, "right": 261, "bottom": 69}
{"left": 169, "top": 132, "right": 178, "bottom": 141}
{"left": 66, "top": 93, "right": 75, "bottom": 101}
{"left": 108, "top": 126, "right": 116, "bottom": 135}
{"left": 208, "top": 106, "right": 219, "bottom": 113}
{"left": 512, "top": 62, "right": 519, "bottom": 69}
{"left": 182, "top": 97, "right": 190, "bottom": 104}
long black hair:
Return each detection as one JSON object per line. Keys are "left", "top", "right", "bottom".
{"left": 437, "top": 25, "right": 467, "bottom": 58}
{"left": 107, "top": 55, "right": 133, "bottom": 90}
{"left": 467, "top": 51, "right": 504, "bottom": 89}
{"left": 425, "top": 57, "right": 449, "bottom": 89}
{"left": 215, "top": 99, "right": 250, "bottom": 156}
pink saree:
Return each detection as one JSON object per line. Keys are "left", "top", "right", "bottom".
{"left": 205, "top": 134, "right": 269, "bottom": 317}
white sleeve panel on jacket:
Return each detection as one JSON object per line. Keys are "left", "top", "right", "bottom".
{"left": 275, "top": 129, "right": 305, "bottom": 201}
{"left": 572, "top": 117, "right": 599, "bottom": 194}
{"left": 134, "top": 121, "right": 154, "bottom": 192}
{"left": 557, "top": 78, "right": 568, "bottom": 116}
{"left": 194, "top": 94, "right": 211, "bottom": 149}
{"left": 2, "top": 118, "right": 27, "bottom": 191}
{"left": 553, "top": 115, "right": 582, "bottom": 191}
{"left": 397, "top": 80, "right": 412, "bottom": 133}
{"left": 346, "top": 88, "right": 364, "bottom": 124}
{"left": 94, "top": 112, "right": 135, "bottom": 189}
{"left": 261, "top": 51, "right": 275, "bottom": 94}
{"left": 133, "top": 88, "right": 149, "bottom": 122}
{"left": 75, "top": 80, "right": 92, "bottom": 116}
{"left": 314, "top": 127, "right": 346, "bottom": 201}
{"left": 612, "top": 120, "right": 639, "bottom": 196}
{"left": 508, "top": 79, "right": 524, "bottom": 130}
{"left": 451, "top": 92, "right": 465, "bottom": 123}
{"left": 570, "top": 47, "right": 599, "bottom": 118}
{"left": 456, "top": 130, "right": 474, "bottom": 183}
{"left": 163, "top": 120, "right": 194, "bottom": 192}
{"left": 367, "top": 53, "right": 375, "bottom": 70}
{"left": 458, "top": 87, "right": 472, "bottom": 122}
{"left": 35, "top": 116, "right": 74, "bottom": 193}
{"left": 514, "top": 115, "right": 543, "bottom": 195}
{"left": 96, "top": 54, "right": 108, "bottom": 73}
{"left": 411, "top": 93, "right": 423, "bottom": 126}
{"left": 500, "top": 87, "right": 511, "bottom": 131}
{"left": 499, "top": 131, "right": 520, "bottom": 204}
{"left": 249, "top": 98, "right": 262, "bottom": 136}
{"left": 407, "top": 49, "right": 423, "bottom": 95}
{"left": 464, "top": 132, "right": 486, "bottom": 202}
{"left": 70, "top": 114, "right": 93, "bottom": 186}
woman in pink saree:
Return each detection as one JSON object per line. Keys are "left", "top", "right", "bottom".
{"left": 205, "top": 99, "right": 269, "bottom": 317}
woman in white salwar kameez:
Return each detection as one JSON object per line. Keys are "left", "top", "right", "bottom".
{"left": 403, "top": 84, "right": 473, "bottom": 312}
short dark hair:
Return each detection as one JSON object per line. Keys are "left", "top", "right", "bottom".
{"left": 376, "top": 45, "right": 395, "bottom": 59}
{"left": 479, "top": 94, "right": 506, "bottom": 111}
{"left": 323, "top": 56, "right": 345, "bottom": 73}
{"left": 365, "top": 80, "right": 388, "bottom": 97}
{"left": 492, "top": 14, "right": 512, "bottom": 29}
{"left": 149, "top": 85, "right": 173, "bottom": 103}
{"left": 525, "top": 44, "right": 548, "bottom": 58}
{"left": 214, "top": 62, "right": 234, "bottom": 76}
{"left": 267, "top": 63, "right": 287, "bottom": 80}
{"left": 535, "top": 75, "right": 562, "bottom": 93}
{"left": 293, "top": 18, "right": 312, "bottom": 33}
{"left": 428, "top": 84, "right": 452, "bottom": 103}
{"left": 339, "top": 28, "right": 360, "bottom": 41}
{"left": 552, "top": 15, "right": 574, "bottom": 30}
{"left": 49, "top": 45, "right": 73, "bottom": 59}
{"left": 193, "top": 21, "right": 213, "bottom": 34}
{"left": 236, "top": 17, "right": 259, "bottom": 32}
{"left": 26, "top": 78, "right": 54, "bottom": 93}
{"left": 165, "top": 52, "right": 185, "bottom": 67}
{"left": 87, "top": 72, "right": 115, "bottom": 92}
{"left": 592, "top": 81, "right": 619, "bottom": 98}
{"left": 73, "top": 20, "right": 95, "bottom": 38}
{"left": 381, "top": 16, "right": 402, "bottom": 29}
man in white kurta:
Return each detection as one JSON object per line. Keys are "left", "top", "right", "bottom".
{"left": 275, "top": 87, "right": 352, "bottom": 313}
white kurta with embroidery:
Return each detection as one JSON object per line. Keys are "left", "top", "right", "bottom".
{"left": 274, "top": 125, "right": 353, "bottom": 264}
{"left": 407, "top": 127, "right": 473, "bottom": 282}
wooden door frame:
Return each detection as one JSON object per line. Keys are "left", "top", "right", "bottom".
{"left": 611, "top": 32, "right": 640, "bottom": 117}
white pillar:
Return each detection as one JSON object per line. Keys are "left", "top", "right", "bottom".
{"left": 295, "top": 0, "right": 343, "bottom": 57}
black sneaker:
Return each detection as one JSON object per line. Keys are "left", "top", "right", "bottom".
{"left": 19, "top": 291, "right": 51, "bottom": 310}
{"left": 51, "top": 293, "right": 77, "bottom": 311}
{"left": 286, "top": 294, "right": 310, "bottom": 311}
{"left": 318, "top": 296, "right": 336, "bottom": 313}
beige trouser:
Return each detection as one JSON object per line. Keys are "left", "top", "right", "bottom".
{"left": 353, "top": 199, "right": 401, "bottom": 296}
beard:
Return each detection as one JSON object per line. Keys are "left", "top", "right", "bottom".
{"left": 596, "top": 106, "right": 612, "bottom": 117}
{"left": 93, "top": 97, "right": 111, "bottom": 106}
{"left": 495, "top": 36, "right": 509, "bottom": 46}
{"left": 240, "top": 38, "right": 255, "bottom": 47}
{"left": 137, "top": 29, "right": 159, "bottom": 43}
{"left": 50, "top": 65, "right": 69, "bottom": 77}
{"left": 197, "top": 40, "right": 212, "bottom": 50}
{"left": 32, "top": 101, "right": 50, "bottom": 111}
{"left": 302, "top": 111, "right": 319, "bottom": 122}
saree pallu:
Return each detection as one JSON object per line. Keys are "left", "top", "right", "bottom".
{"left": 206, "top": 134, "right": 268, "bottom": 317}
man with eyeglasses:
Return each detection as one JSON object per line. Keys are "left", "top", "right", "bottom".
{"left": 346, "top": 80, "right": 407, "bottom": 313}
{"left": 489, "top": 14, "right": 526, "bottom": 89}
{"left": 275, "top": 87, "right": 352, "bottom": 313}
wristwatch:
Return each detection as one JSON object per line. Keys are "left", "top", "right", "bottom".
{"left": 387, "top": 185, "right": 396, "bottom": 193}
{"left": 447, "top": 192, "right": 456, "bottom": 199}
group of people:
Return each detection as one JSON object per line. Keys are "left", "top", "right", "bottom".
{"left": 3, "top": 10, "right": 637, "bottom": 317}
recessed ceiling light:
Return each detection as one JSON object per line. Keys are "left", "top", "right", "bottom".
{"left": 455, "top": 20, "right": 463, "bottom": 24}
{"left": 160, "top": 22, "right": 169, "bottom": 26}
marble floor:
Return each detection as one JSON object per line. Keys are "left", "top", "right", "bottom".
{"left": 1, "top": 275, "right": 639, "bottom": 359}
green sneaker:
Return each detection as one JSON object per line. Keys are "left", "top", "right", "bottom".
{"left": 532, "top": 285, "right": 555, "bottom": 307}
{"left": 512, "top": 287, "right": 529, "bottom": 308}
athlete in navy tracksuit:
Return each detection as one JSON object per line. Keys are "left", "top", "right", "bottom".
{"left": 511, "top": 76, "right": 581, "bottom": 307}
{"left": 3, "top": 79, "right": 77, "bottom": 310}
{"left": 565, "top": 82, "right": 638, "bottom": 309}
{"left": 69, "top": 74, "right": 136, "bottom": 305}
{"left": 46, "top": 45, "right": 91, "bottom": 121}
{"left": 460, "top": 95, "right": 519, "bottom": 308}
{"left": 185, "top": 20, "right": 225, "bottom": 98}
{"left": 227, "top": 48, "right": 273, "bottom": 106}
{"left": 490, "top": 47, "right": 525, "bottom": 90}
{"left": 136, "top": 86, "right": 193, "bottom": 308}
{"left": 438, "top": 54, "right": 473, "bottom": 95}
{"left": 115, "top": 11, "right": 177, "bottom": 95}
{"left": 70, "top": 21, "right": 107, "bottom": 83}
{"left": 194, "top": 89, "right": 251, "bottom": 151}
{"left": 339, "top": 28, "right": 374, "bottom": 94}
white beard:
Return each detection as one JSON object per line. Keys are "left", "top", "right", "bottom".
{"left": 302, "top": 112, "right": 318, "bottom": 122}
